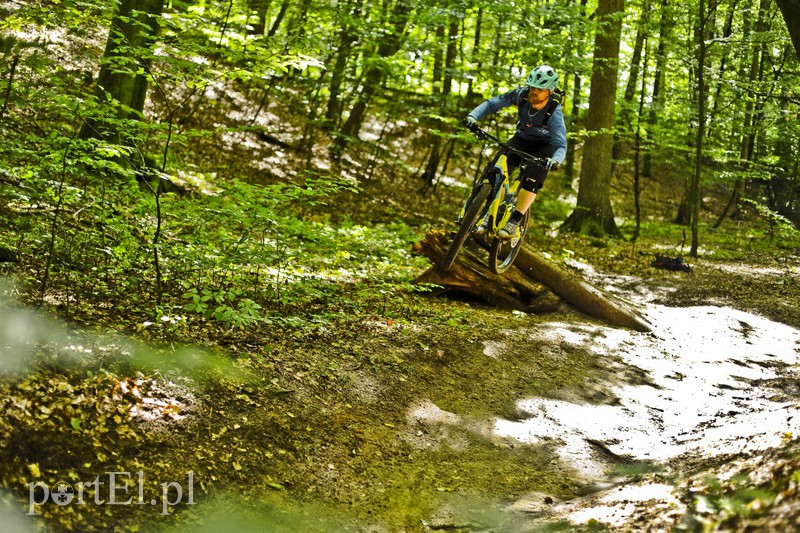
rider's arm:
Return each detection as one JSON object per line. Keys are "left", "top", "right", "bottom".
{"left": 467, "top": 88, "right": 523, "bottom": 122}
{"left": 549, "top": 105, "right": 568, "bottom": 164}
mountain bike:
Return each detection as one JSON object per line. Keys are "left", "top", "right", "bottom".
{"left": 441, "top": 126, "right": 547, "bottom": 274}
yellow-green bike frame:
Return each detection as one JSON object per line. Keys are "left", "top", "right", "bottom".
{"left": 442, "top": 127, "right": 540, "bottom": 274}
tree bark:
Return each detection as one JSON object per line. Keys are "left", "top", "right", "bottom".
{"left": 324, "top": 0, "right": 362, "bottom": 130}
{"left": 564, "top": 0, "right": 589, "bottom": 183}
{"left": 690, "top": 0, "right": 710, "bottom": 257}
{"left": 246, "top": 0, "right": 272, "bottom": 36}
{"left": 414, "top": 231, "right": 650, "bottom": 332}
{"left": 466, "top": 8, "right": 483, "bottom": 97}
{"left": 267, "top": 0, "right": 290, "bottom": 38}
{"left": 775, "top": 0, "right": 800, "bottom": 58}
{"left": 613, "top": 2, "right": 649, "bottom": 161}
{"left": 421, "top": 18, "right": 458, "bottom": 186}
{"left": 80, "top": 0, "right": 165, "bottom": 144}
{"left": 562, "top": 0, "right": 624, "bottom": 237}
{"left": 332, "top": 0, "right": 412, "bottom": 157}
{"left": 643, "top": 0, "right": 670, "bottom": 178}
{"left": 713, "top": 0, "right": 765, "bottom": 228}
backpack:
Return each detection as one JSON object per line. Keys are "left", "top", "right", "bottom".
{"left": 518, "top": 86, "right": 565, "bottom": 126}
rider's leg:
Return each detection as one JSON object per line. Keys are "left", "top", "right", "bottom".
{"left": 514, "top": 189, "right": 537, "bottom": 216}
{"left": 499, "top": 137, "right": 551, "bottom": 238}
{"left": 499, "top": 172, "right": 543, "bottom": 238}
{"left": 508, "top": 172, "right": 544, "bottom": 220}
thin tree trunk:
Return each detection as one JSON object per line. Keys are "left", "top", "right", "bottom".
{"left": 467, "top": 8, "right": 483, "bottom": 97}
{"left": 613, "top": 3, "right": 649, "bottom": 161}
{"left": 267, "top": 0, "right": 290, "bottom": 38}
{"left": 325, "top": 0, "right": 362, "bottom": 130}
{"left": 422, "top": 18, "right": 458, "bottom": 186}
{"left": 775, "top": 0, "right": 800, "bottom": 58}
{"left": 705, "top": 1, "right": 737, "bottom": 141}
{"left": 246, "top": 0, "right": 272, "bottom": 36}
{"left": 690, "top": 0, "right": 709, "bottom": 257}
{"left": 333, "top": 0, "right": 412, "bottom": 157}
{"left": 675, "top": 15, "right": 700, "bottom": 226}
{"left": 0, "top": 54, "right": 18, "bottom": 120}
{"left": 565, "top": 0, "right": 589, "bottom": 183}
{"left": 632, "top": 37, "right": 649, "bottom": 242}
{"left": 713, "top": 0, "right": 765, "bottom": 228}
{"left": 643, "top": 0, "right": 670, "bottom": 178}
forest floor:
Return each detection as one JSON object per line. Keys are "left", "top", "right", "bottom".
{"left": 2, "top": 230, "right": 800, "bottom": 532}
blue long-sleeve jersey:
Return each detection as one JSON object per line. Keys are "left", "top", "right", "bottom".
{"left": 468, "top": 87, "right": 568, "bottom": 163}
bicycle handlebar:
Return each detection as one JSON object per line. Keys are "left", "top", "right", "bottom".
{"left": 465, "top": 125, "right": 548, "bottom": 164}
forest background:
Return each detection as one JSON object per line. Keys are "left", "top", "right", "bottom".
{"left": 2, "top": 0, "right": 799, "bottom": 323}
{"left": 1, "top": 0, "right": 800, "bottom": 531}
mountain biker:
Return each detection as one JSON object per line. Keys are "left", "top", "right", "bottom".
{"left": 463, "top": 65, "right": 567, "bottom": 239}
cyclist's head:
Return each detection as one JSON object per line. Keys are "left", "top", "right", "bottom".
{"left": 525, "top": 65, "right": 558, "bottom": 91}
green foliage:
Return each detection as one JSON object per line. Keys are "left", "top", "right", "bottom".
{"left": 183, "top": 287, "right": 263, "bottom": 328}
{"left": 2, "top": 0, "right": 798, "bottom": 336}
{"left": 740, "top": 198, "right": 800, "bottom": 247}
{"left": 689, "top": 473, "right": 778, "bottom": 529}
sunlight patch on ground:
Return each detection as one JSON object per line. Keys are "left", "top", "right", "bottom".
{"left": 560, "top": 482, "right": 682, "bottom": 527}
{"left": 220, "top": 129, "right": 264, "bottom": 151}
{"left": 482, "top": 341, "right": 505, "bottom": 359}
{"left": 494, "top": 305, "right": 800, "bottom": 479}
{"left": 712, "top": 262, "right": 799, "bottom": 278}
{"left": 113, "top": 376, "right": 195, "bottom": 423}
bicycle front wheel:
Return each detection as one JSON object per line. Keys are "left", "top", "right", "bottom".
{"left": 441, "top": 182, "right": 492, "bottom": 271}
{"left": 489, "top": 209, "right": 530, "bottom": 274}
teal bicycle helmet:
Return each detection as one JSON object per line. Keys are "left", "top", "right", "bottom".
{"left": 525, "top": 65, "right": 558, "bottom": 91}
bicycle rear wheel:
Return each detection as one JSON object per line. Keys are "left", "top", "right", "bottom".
{"left": 489, "top": 209, "right": 530, "bottom": 274}
{"left": 441, "top": 182, "right": 492, "bottom": 271}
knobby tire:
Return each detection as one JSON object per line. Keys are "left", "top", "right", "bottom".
{"left": 441, "top": 182, "right": 491, "bottom": 271}
{"left": 489, "top": 209, "right": 530, "bottom": 274}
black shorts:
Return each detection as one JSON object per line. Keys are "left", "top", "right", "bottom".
{"left": 506, "top": 136, "right": 554, "bottom": 192}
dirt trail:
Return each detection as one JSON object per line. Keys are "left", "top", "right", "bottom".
{"left": 494, "top": 302, "right": 800, "bottom": 529}
{"left": 2, "top": 262, "right": 800, "bottom": 532}
{"left": 401, "top": 268, "right": 800, "bottom": 530}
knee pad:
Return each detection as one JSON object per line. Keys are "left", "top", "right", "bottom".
{"left": 520, "top": 177, "right": 542, "bottom": 193}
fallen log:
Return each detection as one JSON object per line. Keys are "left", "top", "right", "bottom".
{"left": 414, "top": 230, "right": 650, "bottom": 332}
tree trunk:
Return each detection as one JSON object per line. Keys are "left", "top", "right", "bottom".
{"left": 775, "top": 0, "right": 800, "bottom": 58}
{"left": 414, "top": 231, "right": 650, "bottom": 332}
{"left": 562, "top": 0, "right": 624, "bottom": 237}
{"left": 324, "top": 0, "right": 362, "bottom": 130}
{"left": 705, "top": 1, "right": 737, "bottom": 142}
{"left": 267, "top": 0, "right": 290, "bottom": 38}
{"left": 675, "top": 15, "right": 701, "bottom": 227}
{"left": 80, "top": 0, "right": 165, "bottom": 145}
{"left": 613, "top": 3, "right": 649, "bottom": 161}
{"left": 564, "top": 0, "right": 589, "bottom": 184}
{"left": 466, "top": 8, "right": 483, "bottom": 97}
{"left": 246, "top": 0, "right": 272, "bottom": 36}
{"left": 713, "top": 0, "right": 765, "bottom": 228}
{"left": 690, "top": 0, "right": 709, "bottom": 257}
{"left": 632, "top": 38, "right": 649, "bottom": 241}
{"left": 0, "top": 54, "right": 18, "bottom": 120}
{"left": 643, "top": 0, "right": 670, "bottom": 178}
{"left": 421, "top": 18, "right": 458, "bottom": 186}
{"left": 333, "top": 0, "right": 412, "bottom": 156}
